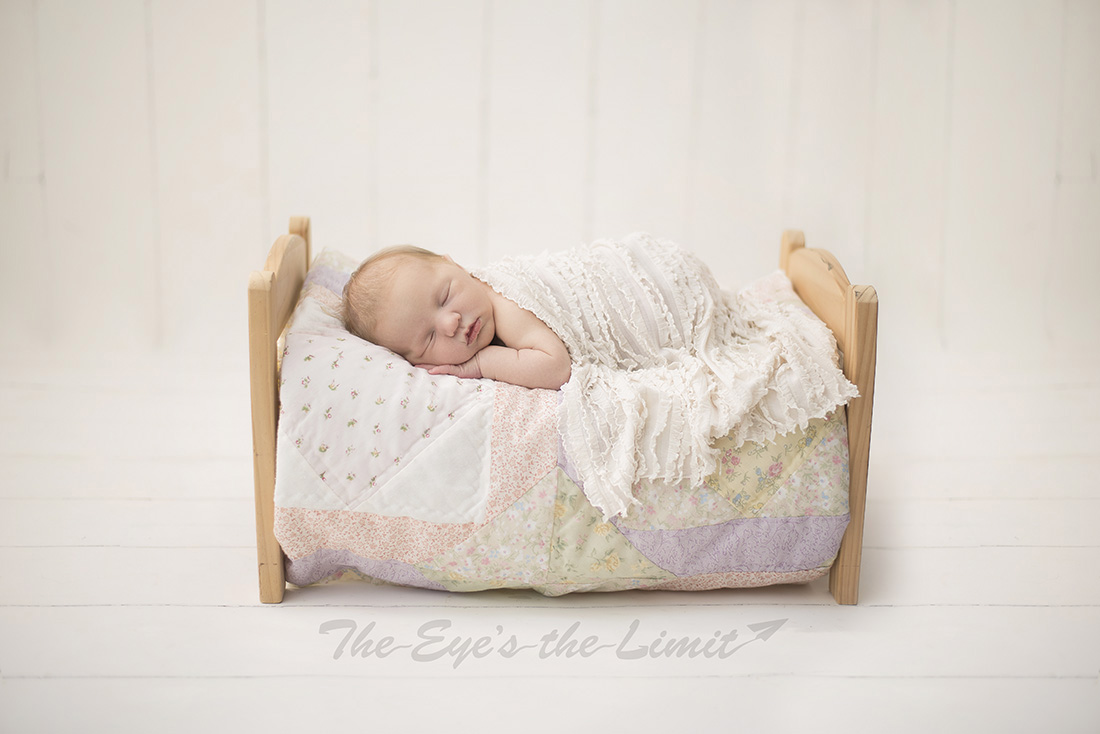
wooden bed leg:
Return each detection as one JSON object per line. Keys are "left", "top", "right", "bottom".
{"left": 829, "top": 285, "right": 878, "bottom": 605}
{"left": 248, "top": 221, "right": 310, "bottom": 604}
{"left": 249, "top": 269, "right": 287, "bottom": 604}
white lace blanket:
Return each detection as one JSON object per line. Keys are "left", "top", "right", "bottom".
{"left": 473, "top": 233, "right": 859, "bottom": 520}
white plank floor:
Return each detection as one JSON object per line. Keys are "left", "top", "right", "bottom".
{"left": 1, "top": 349, "right": 1098, "bottom": 734}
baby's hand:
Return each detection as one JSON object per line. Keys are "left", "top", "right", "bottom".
{"left": 417, "top": 354, "right": 483, "bottom": 380}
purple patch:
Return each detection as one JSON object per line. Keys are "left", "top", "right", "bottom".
{"left": 614, "top": 514, "right": 850, "bottom": 575}
{"left": 285, "top": 549, "right": 447, "bottom": 591}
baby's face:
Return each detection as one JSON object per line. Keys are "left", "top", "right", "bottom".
{"left": 372, "top": 257, "right": 496, "bottom": 367}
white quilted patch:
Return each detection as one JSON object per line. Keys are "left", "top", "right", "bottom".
{"left": 273, "top": 252, "right": 497, "bottom": 523}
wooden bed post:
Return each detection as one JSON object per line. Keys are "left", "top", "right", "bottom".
{"left": 248, "top": 268, "right": 286, "bottom": 603}
{"left": 779, "top": 229, "right": 877, "bottom": 605}
{"left": 290, "top": 216, "right": 312, "bottom": 265}
{"left": 248, "top": 217, "right": 312, "bottom": 603}
{"left": 779, "top": 229, "right": 805, "bottom": 271}
{"left": 830, "top": 283, "right": 877, "bottom": 604}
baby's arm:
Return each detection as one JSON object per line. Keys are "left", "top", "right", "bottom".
{"left": 427, "top": 292, "right": 571, "bottom": 390}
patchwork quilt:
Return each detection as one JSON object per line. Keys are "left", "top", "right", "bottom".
{"left": 272, "top": 249, "right": 851, "bottom": 596}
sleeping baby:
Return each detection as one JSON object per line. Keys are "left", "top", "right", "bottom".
{"left": 342, "top": 246, "right": 571, "bottom": 390}
{"left": 342, "top": 234, "right": 858, "bottom": 519}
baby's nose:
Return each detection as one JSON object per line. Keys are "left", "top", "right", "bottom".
{"left": 440, "top": 310, "right": 461, "bottom": 337}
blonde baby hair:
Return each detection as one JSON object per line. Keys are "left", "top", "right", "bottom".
{"left": 342, "top": 245, "right": 446, "bottom": 344}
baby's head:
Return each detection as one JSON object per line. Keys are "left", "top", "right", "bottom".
{"left": 343, "top": 246, "right": 496, "bottom": 367}
{"left": 343, "top": 245, "right": 442, "bottom": 343}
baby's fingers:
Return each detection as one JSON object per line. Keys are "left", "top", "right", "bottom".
{"left": 416, "top": 363, "right": 475, "bottom": 379}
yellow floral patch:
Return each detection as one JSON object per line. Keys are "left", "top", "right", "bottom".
{"left": 706, "top": 413, "right": 838, "bottom": 516}
{"left": 545, "top": 470, "right": 674, "bottom": 587}
{"left": 416, "top": 470, "right": 559, "bottom": 592}
{"left": 617, "top": 409, "right": 848, "bottom": 531}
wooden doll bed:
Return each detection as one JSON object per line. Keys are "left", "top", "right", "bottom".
{"left": 248, "top": 217, "right": 878, "bottom": 604}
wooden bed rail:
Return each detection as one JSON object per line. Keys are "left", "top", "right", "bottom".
{"left": 248, "top": 218, "right": 312, "bottom": 603}
{"left": 781, "top": 230, "right": 878, "bottom": 604}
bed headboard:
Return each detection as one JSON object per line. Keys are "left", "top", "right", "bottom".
{"left": 248, "top": 216, "right": 312, "bottom": 603}
{"left": 781, "top": 230, "right": 878, "bottom": 604}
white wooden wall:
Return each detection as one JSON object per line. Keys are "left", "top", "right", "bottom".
{"left": 1, "top": 0, "right": 1097, "bottom": 374}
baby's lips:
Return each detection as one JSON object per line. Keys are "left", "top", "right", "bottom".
{"left": 465, "top": 318, "right": 482, "bottom": 346}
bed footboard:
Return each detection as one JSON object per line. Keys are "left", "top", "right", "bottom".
{"left": 781, "top": 230, "right": 878, "bottom": 604}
